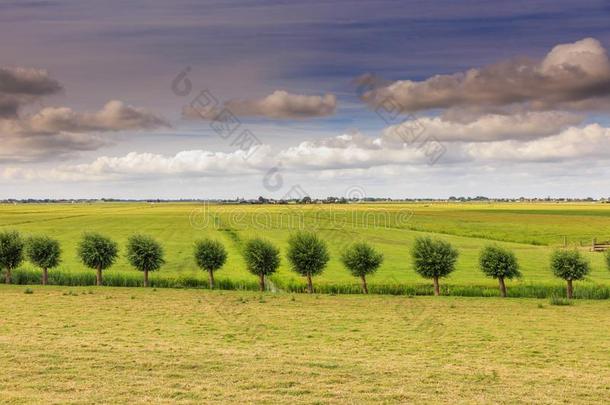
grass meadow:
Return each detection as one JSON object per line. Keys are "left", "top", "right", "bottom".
{"left": 1, "top": 202, "right": 610, "bottom": 297}
{"left": 0, "top": 285, "right": 608, "bottom": 403}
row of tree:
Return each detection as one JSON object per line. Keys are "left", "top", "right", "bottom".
{"left": 0, "top": 230, "right": 603, "bottom": 298}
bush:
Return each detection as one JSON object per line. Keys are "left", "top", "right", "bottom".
{"left": 26, "top": 235, "right": 61, "bottom": 285}
{"left": 126, "top": 234, "right": 165, "bottom": 287}
{"left": 5, "top": 266, "right": 610, "bottom": 298}
{"left": 77, "top": 233, "right": 119, "bottom": 286}
{"left": 341, "top": 242, "right": 383, "bottom": 293}
{"left": 243, "top": 238, "right": 280, "bottom": 291}
{"left": 286, "top": 231, "right": 329, "bottom": 293}
{"left": 194, "top": 239, "right": 227, "bottom": 289}
{"left": 411, "top": 236, "right": 458, "bottom": 296}
{"left": 479, "top": 245, "right": 520, "bottom": 297}
{"left": 0, "top": 230, "right": 25, "bottom": 284}
{"left": 550, "top": 250, "right": 590, "bottom": 299}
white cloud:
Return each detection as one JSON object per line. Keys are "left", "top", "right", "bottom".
{"left": 1, "top": 145, "right": 274, "bottom": 181}
{"left": 541, "top": 38, "right": 610, "bottom": 76}
{"left": 71, "top": 147, "right": 271, "bottom": 177}
{"left": 464, "top": 124, "right": 610, "bottom": 162}
{"left": 277, "top": 135, "right": 425, "bottom": 169}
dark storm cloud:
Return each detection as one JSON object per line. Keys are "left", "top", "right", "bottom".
{"left": 0, "top": 67, "right": 61, "bottom": 95}
{"left": 0, "top": 67, "right": 62, "bottom": 117}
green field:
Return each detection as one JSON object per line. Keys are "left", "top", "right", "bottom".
{"left": 0, "top": 285, "right": 608, "bottom": 403}
{"left": 1, "top": 202, "right": 610, "bottom": 296}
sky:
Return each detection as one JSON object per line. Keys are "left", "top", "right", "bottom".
{"left": 2, "top": 0, "right": 610, "bottom": 199}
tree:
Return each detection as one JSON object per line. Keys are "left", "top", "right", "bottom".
{"left": 194, "top": 239, "right": 227, "bottom": 289}
{"left": 0, "top": 230, "right": 25, "bottom": 284}
{"left": 550, "top": 250, "right": 590, "bottom": 299}
{"left": 126, "top": 234, "right": 164, "bottom": 287}
{"left": 77, "top": 233, "right": 119, "bottom": 286}
{"left": 341, "top": 242, "right": 383, "bottom": 293}
{"left": 243, "top": 238, "right": 280, "bottom": 291}
{"left": 286, "top": 231, "right": 329, "bottom": 293}
{"left": 26, "top": 235, "right": 61, "bottom": 285}
{"left": 411, "top": 236, "right": 458, "bottom": 296}
{"left": 479, "top": 245, "right": 521, "bottom": 297}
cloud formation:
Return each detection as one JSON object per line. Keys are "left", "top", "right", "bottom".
{"left": 382, "top": 111, "right": 582, "bottom": 143}
{"left": 27, "top": 101, "right": 168, "bottom": 133}
{"left": 72, "top": 146, "right": 270, "bottom": 178}
{"left": 0, "top": 129, "right": 107, "bottom": 163}
{"left": 184, "top": 90, "right": 337, "bottom": 120}
{"left": 0, "top": 66, "right": 168, "bottom": 162}
{"left": 363, "top": 38, "right": 610, "bottom": 113}
{"left": 1, "top": 101, "right": 168, "bottom": 162}
{"left": 1, "top": 147, "right": 272, "bottom": 181}
{"left": 464, "top": 124, "right": 610, "bottom": 162}
{"left": 11, "top": 121, "right": 610, "bottom": 182}
{"left": 0, "top": 67, "right": 62, "bottom": 117}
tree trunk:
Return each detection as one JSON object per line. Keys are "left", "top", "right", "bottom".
{"left": 42, "top": 268, "right": 48, "bottom": 285}
{"left": 360, "top": 275, "right": 368, "bottom": 294}
{"left": 5, "top": 267, "right": 11, "bottom": 284}
{"left": 259, "top": 274, "right": 265, "bottom": 292}
{"left": 433, "top": 276, "right": 440, "bottom": 296}
{"left": 306, "top": 273, "right": 313, "bottom": 294}
{"left": 144, "top": 269, "right": 149, "bottom": 287}
{"left": 567, "top": 279, "right": 573, "bottom": 299}
{"left": 208, "top": 270, "right": 215, "bottom": 289}
{"left": 96, "top": 266, "right": 102, "bottom": 286}
{"left": 498, "top": 276, "right": 506, "bottom": 297}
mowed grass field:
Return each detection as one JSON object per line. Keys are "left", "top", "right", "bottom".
{"left": 0, "top": 285, "right": 608, "bottom": 403}
{"left": 1, "top": 202, "right": 610, "bottom": 292}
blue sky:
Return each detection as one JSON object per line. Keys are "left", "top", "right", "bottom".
{"left": 1, "top": 0, "right": 610, "bottom": 199}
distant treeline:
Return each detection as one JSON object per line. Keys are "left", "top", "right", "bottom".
{"left": 1, "top": 196, "right": 609, "bottom": 204}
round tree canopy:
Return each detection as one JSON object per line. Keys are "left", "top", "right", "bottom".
{"left": 411, "top": 236, "right": 458, "bottom": 279}
{"left": 479, "top": 245, "right": 521, "bottom": 279}
{"left": 0, "top": 230, "right": 25, "bottom": 270}
{"left": 286, "top": 231, "right": 330, "bottom": 276}
{"left": 341, "top": 242, "right": 383, "bottom": 277}
{"left": 243, "top": 238, "right": 280, "bottom": 276}
{"left": 78, "top": 233, "right": 119, "bottom": 271}
{"left": 551, "top": 250, "right": 590, "bottom": 281}
{"left": 27, "top": 235, "right": 61, "bottom": 269}
{"left": 194, "top": 239, "right": 227, "bottom": 273}
{"left": 126, "top": 234, "right": 165, "bottom": 272}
